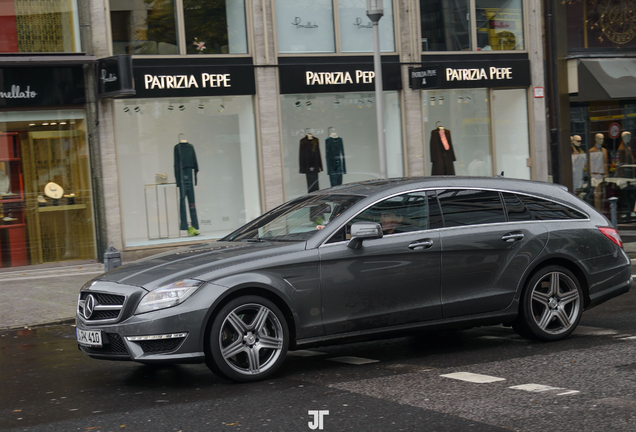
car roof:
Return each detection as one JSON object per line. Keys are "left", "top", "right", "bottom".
{"left": 313, "top": 176, "right": 568, "bottom": 199}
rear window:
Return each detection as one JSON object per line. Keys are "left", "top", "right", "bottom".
{"left": 503, "top": 193, "right": 587, "bottom": 221}
{"left": 436, "top": 189, "right": 506, "bottom": 227}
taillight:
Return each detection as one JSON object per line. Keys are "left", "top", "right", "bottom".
{"left": 599, "top": 227, "right": 623, "bottom": 248}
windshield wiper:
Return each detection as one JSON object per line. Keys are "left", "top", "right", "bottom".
{"left": 244, "top": 238, "right": 266, "bottom": 242}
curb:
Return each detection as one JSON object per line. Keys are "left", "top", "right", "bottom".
{"left": 0, "top": 317, "right": 76, "bottom": 332}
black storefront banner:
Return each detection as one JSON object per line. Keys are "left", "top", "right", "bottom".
{"left": 0, "top": 66, "right": 85, "bottom": 108}
{"left": 130, "top": 59, "right": 256, "bottom": 99}
{"left": 278, "top": 56, "right": 402, "bottom": 94}
{"left": 98, "top": 55, "right": 135, "bottom": 98}
{"left": 409, "top": 59, "right": 530, "bottom": 90}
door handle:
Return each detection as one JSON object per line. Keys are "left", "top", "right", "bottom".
{"left": 502, "top": 232, "right": 524, "bottom": 242}
{"left": 408, "top": 239, "right": 434, "bottom": 250}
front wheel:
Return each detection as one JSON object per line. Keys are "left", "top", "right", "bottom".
{"left": 513, "top": 266, "right": 583, "bottom": 341}
{"left": 206, "top": 295, "right": 288, "bottom": 382}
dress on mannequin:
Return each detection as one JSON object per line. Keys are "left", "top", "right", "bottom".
{"left": 618, "top": 131, "right": 634, "bottom": 165}
{"left": 174, "top": 139, "right": 199, "bottom": 232}
{"left": 430, "top": 127, "right": 456, "bottom": 175}
{"left": 589, "top": 134, "right": 608, "bottom": 211}
{"left": 325, "top": 132, "right": 346, "bottom": 187}
{"left": 299, "top": 134, "right": 323, "bottom": 192}
{"left": 571, "top": 135, "right": 586, "bottom": 191}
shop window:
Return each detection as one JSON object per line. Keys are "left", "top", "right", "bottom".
{"left": 275, "top": 0, "right": 336, "bottom": 53}
{"left": 493, "top": 89, "right": 531, "bottom": 179}
{"left": 0, "top": 0, "right": 81, "bottom": 53}
{"left": 567, "top": 0, "right": 636, "bottom": 50}
{"left": 114, "top": 96, "right": 260, "bottom": 247}
{"left": 0, "top": 111, "right": 96, "bottom": 267}
{"left": 475, "top": 0, "right": 524, "bottom": 51}
{"left": 338, "top": 0, "right": 395, "bottom": 53}
{"left": 280, "top": 92, "right": 403, "bottom": 200}
{"left": 109, "top": 0, "right": 248, "bottom": 55}
{"left": 423, "top": 88, "right": 492, "bottom": 176}
{"left": 420, "top": 0, "right": 525, "bottom": 52}
{"left": 420, "top": 0, "right": 471, "bottom": 51}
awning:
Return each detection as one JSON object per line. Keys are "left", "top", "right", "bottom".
{"left": 577, "top": 58, "right": 636, "bottom": 101}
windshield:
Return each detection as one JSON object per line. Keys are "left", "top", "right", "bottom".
{"left": 223, "top": 194, "right": 364, "bottom": 242}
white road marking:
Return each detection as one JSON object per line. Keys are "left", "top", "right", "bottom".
{"left": 328, "top": 356, "right": 380, "bottom": 365}
{"left": 440, "top": 372, "right": 506, "bottom": 383}
{"left": 509, "top": 384, "right": 562, "bottom": 392}
{"left": 557, "top": 390, "right": 581, "bottom": 396}
{"left": 573, "top": 326, "right": 618, "bottom": 336}
{"left": 287, "top": 350, "right": 327, "bottom": 357}
{"left": 619, "top": 336, "right": 636, "bottom": 340}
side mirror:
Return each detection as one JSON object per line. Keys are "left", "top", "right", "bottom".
{"left": 348, "top": 222, "right": 383, "bottom": 249}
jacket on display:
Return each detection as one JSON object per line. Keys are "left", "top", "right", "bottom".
{"left": 430, "top": 128, "right": 456, "bottom": 175}
{"left": 174, "top": 142, "right": 199, "bottom": 187}
{"left": 299, "top": 136, "right": 323, "bottom": 174}
{"left": 325, "top": 137, "right": 346, "bottom": 175}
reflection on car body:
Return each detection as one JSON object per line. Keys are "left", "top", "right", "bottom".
{"left": 76, "top": 177, "right": 632, "bottom": 382}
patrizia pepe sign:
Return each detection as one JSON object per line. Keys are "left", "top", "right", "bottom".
{"left": 409, "top": 59, "right": 530, "bottom": 89}
{"left": 0, "top": 85, "right": 37, "bottom": 99}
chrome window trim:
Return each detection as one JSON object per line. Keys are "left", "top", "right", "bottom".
{"left": 319, "top": 186, "right": 591, "bottom": 248}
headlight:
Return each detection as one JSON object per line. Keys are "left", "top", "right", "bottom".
{"left": 135, "top": 279, "right": 204, "bottom": 314}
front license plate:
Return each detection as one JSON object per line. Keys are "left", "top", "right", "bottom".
{"left": 76, "top": 328, "right": 102, "bottom": 347}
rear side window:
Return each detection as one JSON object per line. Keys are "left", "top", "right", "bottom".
{"left": 437, "top": 189, "right": 506, "bottom": 227}
{"left": 503, "top": 193, "right": 532, "bottom": 221}
{"left": 516, "top": 194, "right": 587, "bottom": 220}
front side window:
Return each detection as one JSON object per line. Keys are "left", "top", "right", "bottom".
{"left": 350, "top": 192, "right": 430, "bottom": 235}
{"left": 437, "top": 189, "right": 505, "bottom": 227}
{"left": 0, "top": 0, "right": 81, "bottom": 53}
{"left": 109, "top": 0, "right": 248, "bottom": 55}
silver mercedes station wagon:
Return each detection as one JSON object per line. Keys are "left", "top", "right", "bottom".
{"left": 76, "top": 177, "right": 632, "bottom": 382}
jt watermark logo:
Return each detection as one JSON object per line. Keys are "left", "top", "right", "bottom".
{"left": 308, "top": 410, "right": 329, "bottom": 430}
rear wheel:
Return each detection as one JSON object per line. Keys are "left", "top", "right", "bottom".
{"left": 513, "top": 266, "right": 583, "bottom": 341}
{"left": 206, "top": 295, "right": 288, "bottom": 382}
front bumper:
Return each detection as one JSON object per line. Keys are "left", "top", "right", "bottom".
{"left": 76, "top": 281, "right": 209, "bottom": 364}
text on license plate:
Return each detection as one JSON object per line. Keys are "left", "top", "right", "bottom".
{"left": 77, "top": 329, "right": 102, "bottom": 347}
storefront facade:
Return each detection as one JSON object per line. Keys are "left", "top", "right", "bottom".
{"left": 88, "top": 0, "right": 547, "bottom": 260}
{"left": 0, "top": 0, "right": 99, "bottom": 269}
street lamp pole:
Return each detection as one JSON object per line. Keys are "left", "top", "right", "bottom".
{"left": 366, "top": 0, "right": 386, "bottom": 179}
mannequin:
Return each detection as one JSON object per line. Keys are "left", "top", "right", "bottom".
{"left": 325, "top": 127, "right": 346, "bottom": 187}
{"left": 299, "top": 128, "right": 323, "bottom": 192}
{"left": 571, "top": 135, "right": 586, "bottom": 191}
{"left": 174, "top": 134, "right": 200, "bottom": 236}
{"left": 589, "top": 133, "right": 608, "bottom": 210}
{"left": 0, "top": 168, "right": 9, "bottom": 194}
{"left": 430, "top": 123, "right": 456, "bottom": 175}
{"left": 618, "top": 131, "right": 634, "bottom": 165}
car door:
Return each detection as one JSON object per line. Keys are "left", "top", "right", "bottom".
{"left": 319, "top": 191, "right": 443, "bottom": 335}
{"left": 435, "top": 189, "right": 549, "bottom": 318}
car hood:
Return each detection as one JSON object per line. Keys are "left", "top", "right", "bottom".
{"left": 98, "top": 240, "right": 306, "bottom": 290}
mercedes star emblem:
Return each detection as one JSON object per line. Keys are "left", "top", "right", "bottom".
{"left": 84, "top": 294, "right": 96, "bottom": 319}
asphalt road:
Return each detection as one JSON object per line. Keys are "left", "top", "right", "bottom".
{"left": 1, "top": 283, "right": 636, "bottom": 432}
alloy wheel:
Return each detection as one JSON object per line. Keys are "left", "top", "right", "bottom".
{"left": 529, "top": 271, "right": 581, "bottom": 335}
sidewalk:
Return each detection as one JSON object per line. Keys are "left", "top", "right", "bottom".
{"left": 0, "top": 263, "right": 105, "bottom": 331}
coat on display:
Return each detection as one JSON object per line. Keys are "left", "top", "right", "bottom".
{"left": 430, "top": 127, "right": 456, "bottom": 175}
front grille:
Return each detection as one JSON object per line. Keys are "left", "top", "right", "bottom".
{"left": 137, "top": 337, "right": 185, "bottom": 354}
{"left": 81, "top": 333, "right": 129, "bottom": 355}
{"left": 78, "top": 292, "right": 125, "bottom": 322}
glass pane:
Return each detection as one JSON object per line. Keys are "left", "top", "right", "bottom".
{"left": 0, "top": 0, "right": 80, "bottom": 53}
{"left": 110, "top": 0, "right": 178, "bottom": 55}
{"left": 351, "top": 192, "right": 429, "bottom": 235}
{"left": 502, "top": 192, "right": 531, "bottom": 221}
{"left": 475, "top": 0, "right": 524, "bottom": 51}
{"left": 437, "top": 189, "right": 505, "bottom": 227}
{"left": 420, "top": 0, "right": 471, "bottom": 51}
{"left": 493, "top": 89, "right": 531, "bottom": 179}
{"left": 280, "top": 92, "right": 403, "bottom": 200}
{"left": 114, "top": 96, "right": 261, "bottom": 246}
{"left": 338, "top": 0, "right": 395, "bottom": 52}
{"left": 184, "top": 0, "right": 248, "bottom": 54}
{"left": 519, "top": 195, "right": 586, "bottom": 220}
{"left": 275, "top": 0, "right": 335, "bottom": 53}
{"left": 423, "top": 88, "right": 491, "bottom": 176}
{"left": 0, "top": 111, "right": 96, "bottom": 267}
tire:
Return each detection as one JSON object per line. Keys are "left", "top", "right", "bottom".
{"left": 205, "top": 295, "right": 289, "bottom": 382}
{"left": 513, "top": 265, "right": 583, "bottom": 341}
